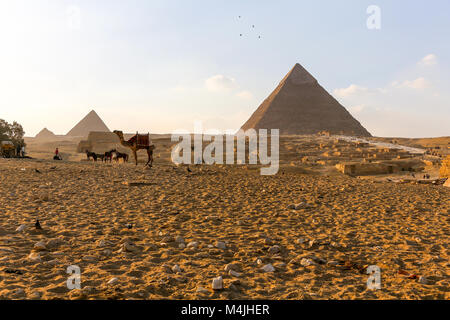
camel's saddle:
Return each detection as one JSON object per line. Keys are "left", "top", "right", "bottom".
{"left": 128, "top": 132, "right": 151, "bottom": 147}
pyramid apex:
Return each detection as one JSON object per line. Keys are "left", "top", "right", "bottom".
{"left": 281, "top": 63, "right": 317, "bottom": 86}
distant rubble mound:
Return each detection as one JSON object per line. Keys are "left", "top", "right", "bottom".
{"left": 35, "top": 128, "right": 56, "bottom": 140}
{"left": 440, "top": 156, "right": 450, "bottom": 178}
{"left": 241, "top": 63, "right": 372, "bottom": 137}
{"left": 66, "top": 110, "right": 110, "bottom": 137}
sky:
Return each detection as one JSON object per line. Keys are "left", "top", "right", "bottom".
{"left": 0, "top": 0, "right": 449, "bottom": 138}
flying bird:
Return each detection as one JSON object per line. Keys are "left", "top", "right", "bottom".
{"left": 187, "top": 166, "right": 192, "bottom": 173}
{"left": 35, "top": 169, "right": 41, "bottom": 173}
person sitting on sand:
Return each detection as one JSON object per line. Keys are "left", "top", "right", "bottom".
{"left": 54, "top": 148, "right": 62, "bottom": 160}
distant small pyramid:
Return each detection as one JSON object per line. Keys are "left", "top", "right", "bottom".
{"left": 35, "top": 128, "right": 56, "bottom": 140}
{"left": 66, "top": 110, "right": 110, "bottom": 137}
{"left": 241, "top": 63, "right": 371, "bottom": 136}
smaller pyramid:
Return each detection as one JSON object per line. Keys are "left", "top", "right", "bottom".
{"left": 35, "top": 128, "right": 56, "bottom": 140}
{"left": 66, "top": 110, "right": 110, "bottom": 137}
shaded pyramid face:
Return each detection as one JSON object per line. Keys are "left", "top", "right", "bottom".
{"left": 66, "top": 110, "right": 110, "bottom": 137}
{"left": 241, "top": 63, "right": 372, "bottom": 137}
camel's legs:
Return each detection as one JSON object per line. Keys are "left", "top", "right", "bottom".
{"left": 133, "top": 149, "right": 138, "bottom": 166}
{"left": 145, "top": 148, "right": 153, "bottom": 167}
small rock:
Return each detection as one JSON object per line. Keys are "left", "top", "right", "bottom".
{"left": 224, "top": 263, "right": 240, "bottom": 272}
{"left": 172, "top": 264, "right": 182, "bottom": 273}
{"left": 296, "top": 238, "right": 306, "bottom": 244}
{"left": 28, "top": 252, "right": 42, "bottom": 262}
{"left": 46, "top": 238, "right": 64, "bottom": 249}
{"left": 268, "top": 245, "right": 281, "bottom": 254}
{"left": 82, "top": 255, "right": 97, "bottom": 262}
{"left": 196, "top": 286, "right": 209, "bottom": 294}
{"left": 187, "top": 241, "right": 199, "bottom": 249}
{"left": 229, "top": 270, "right": 241, "bottom": 277}
{"left": 300, "top": 258, "right": 315, "bottom": 267}
{"left": 175, "top": 236, "right": 184, "bottom": 243}
{"left": 30, "top": 291, "right": 41, "bottom": 299}
{"left": 418, "top": 276, "right": 429, "bottom": 285}
{"left": 287, "top": 204, "right": 296, "bottom": 209}
{"left": 82, "top": 286, "right": 94, "bottom": 294}
{"left": 98, "top": 240, "right": 106, "bottom": 247}
{"left": 33, "top": 241, "right": 47, "bottom": 251}
{"left": 121, "top": 242, "right": 139, "bottom": 253}
{"left": 261, "top": 264, "right": 275, "bottom": 272}
{"left": 107, "top": 277, "right": 119, "bottom": 285}
{"left": 178, "top": 243, "right": 186, "bottom": 249}
{"left": 294, "top": 203, "right": 306, "bottom": 210}
{"left": 211, "top": 276, "right": 223, "bottom": 290}
{"left": 256, "top": 258, "right": 263, "bottom": 265}
{"left": 15, "top": 224, "right": 27, "bottom": 232}
{"left": 216, "top": 241, "right": 226, "bottom": 249}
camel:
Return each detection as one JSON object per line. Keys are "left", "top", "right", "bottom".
{"left": 113, "top": 130, "right": 155, "bottom": 167}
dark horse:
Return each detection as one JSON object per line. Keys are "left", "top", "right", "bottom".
{"left": 85, "top": 150, "right": 97, "bottom": 162}
{"left": 111, "top": 149, "right": 129, "bottom": 163}
{"left": 104, "top": 150, "right": 114, "bottom": 163}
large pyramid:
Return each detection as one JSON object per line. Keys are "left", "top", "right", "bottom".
{"left": 241, "top": 63, "right": 371, "bottom": 136}
{"left": 66, "top": 110, "right": 110, "bottom": 137}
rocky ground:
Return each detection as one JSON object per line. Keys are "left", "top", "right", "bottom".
{"left": 0, "top": 158, "right": 449, "bottom": 300}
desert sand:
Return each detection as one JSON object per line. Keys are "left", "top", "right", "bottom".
{"left": 0, "top": 135, "right": 449, "bottom": 300}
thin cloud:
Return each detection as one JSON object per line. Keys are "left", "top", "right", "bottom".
{"left": 205, "top": 75, "right": 237, "bottom": 92}
{"left": 419, "top": 54, "right": 438, "bottom": 67}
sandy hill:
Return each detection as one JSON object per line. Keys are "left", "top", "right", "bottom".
{"left": 241, "top": 63, "right": 371, "bottom": 137}
{"left": 35, "top": 128, "right": 56, "bottom": 140}
{"left": 66, "top": 110, "right": 110, "bottom": 137}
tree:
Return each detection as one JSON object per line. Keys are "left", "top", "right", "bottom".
{"left": 0, "top": 119, "right": 26, "bottom": 147}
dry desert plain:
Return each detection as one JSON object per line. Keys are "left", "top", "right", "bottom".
{"left": 0, "top": 135, "right": 449, "bottom": 300}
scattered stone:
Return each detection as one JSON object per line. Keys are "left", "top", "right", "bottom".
{"left": 172, "top": 265, "right": 182, "bottom": 273}
{"left": 15, "top": 224, "right": 27, "bottom": 232}
{"left": 268, "top": 245, "right": 281, "bottom": 254}
{"left": 229, "top": 270, "right": 241, "bottom": 277}
{"left": 296, "top": 238, "right": 306, "bottom": 244}
{"left": 107, "top": 277, "right": 119, "bottom": 285}
{"left": 175, "top": 236, "right": 184, "bottom": 243}
{"left": 224, "top": 263, "right": 240, "bottom": 272}
{"left": 46, "top": 238, "right": 64, "bottom": 249}
{"left": 216, "top": 241, "right": 227, "bottom": 249}
{"left": 256, "top": 258, "right": 263, "bottom": 265}
{"left": 294, "top": 203, "right": 307, "bottom": 210}
{"left": 30, "top": 291, "right": 41, "bottom": 299}
{"left": 287, "top": 204, "right": 296, "bottom": 209}
{"left": 261, "top": 264, "right": 275, "bottom": 272}
{"left": 418, "top": 276, "right": 429, "bottom": 285}
{"left": 121, "top": 242, "right": 139, "bottom": 253}
{"left": 300, "top": 258, "right": 315, "bottom": 267}
{"left": 178, "top": 243, "right": 186, "bottom": 249}
{"left": 196, "top": 286, "right": 209, "bottom": 294}
{"left": 98, "top": 240, "right": 106, "bottom": 247}
{"left": 28, "top": 252, "right": 42, "bottom": 262}
{"left": 211, "top": 276, "right": 223, "bottom": 290}
{"left": 82, "top": 255, "right": 97, "bottom": 262}
{"left": 187, "top": 241, "right": 199, "bottom": 249}
{"left": 33, "top": 241, "right": 47, "bottom": 251}
{"left": 82, "top": 286, "right": 94, "bottom": 294}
